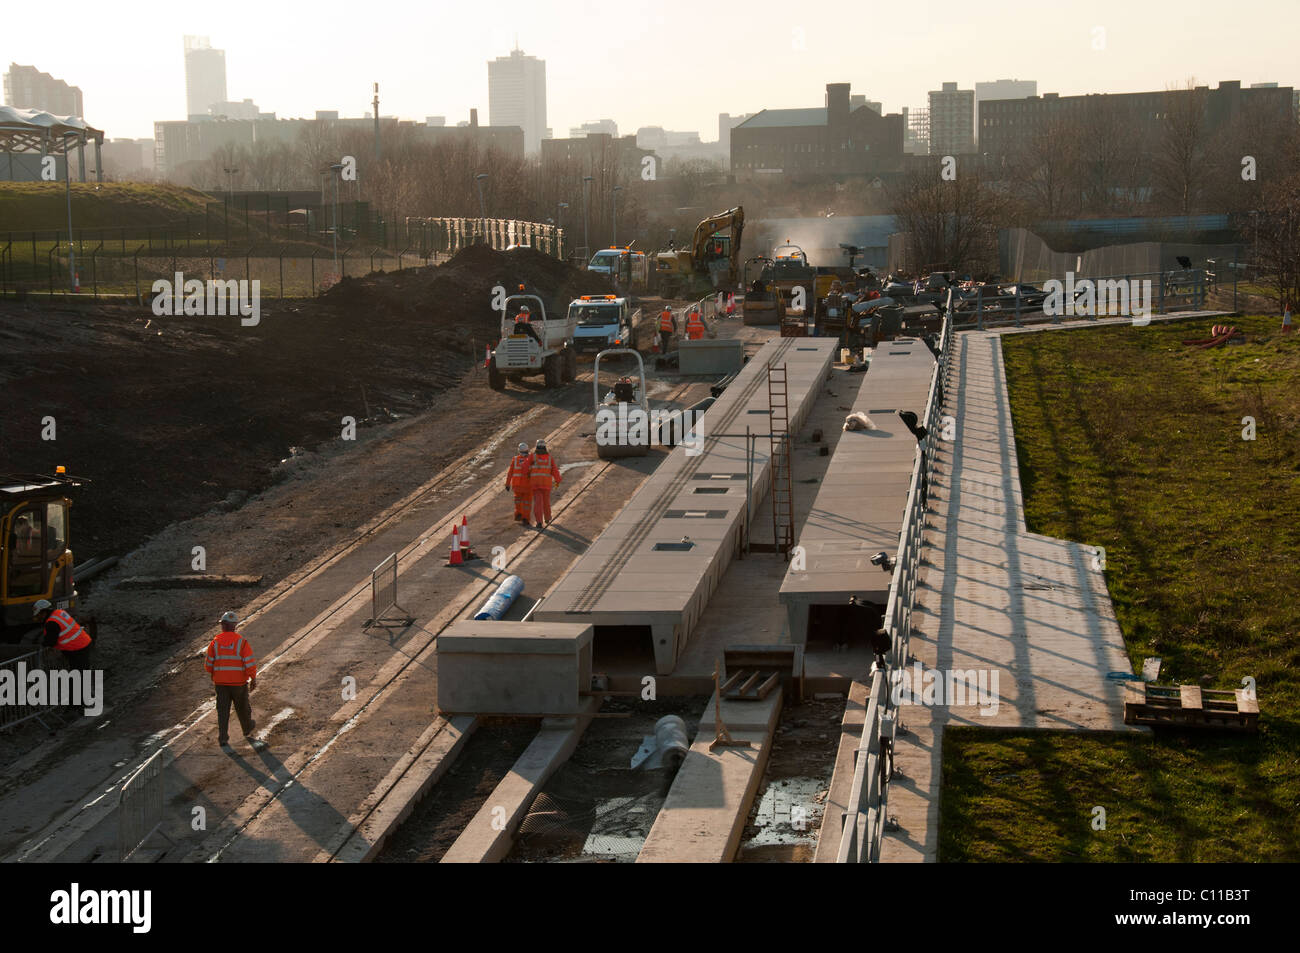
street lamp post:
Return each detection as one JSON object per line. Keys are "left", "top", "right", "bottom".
{"left": 582, "top": 175, "right": 593, "bottom": 259}
{"left": 475, "top": 173, "right": 489, "bottom": 245}
{"left": 223, "top": 166, "right": 239, "bottom": 201}
{"left": 611, "top": 185, "right": 623, "bottom": 247}
{"left": 329, "top": 163, "right": 343, "bottom": 275}
{"left": 63, "top": 132, "right": 78, "bottom": 292}
{"left": 556, "top": 202, "right": 569, "bottom": 258}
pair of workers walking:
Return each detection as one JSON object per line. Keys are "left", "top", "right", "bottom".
{"left": 506, "top": 439, "right": 561, "bottom": 529}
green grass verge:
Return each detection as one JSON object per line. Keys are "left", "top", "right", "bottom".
{"left": 0, "top": 181, "right": 214, "bottom": 230}
{"left": 938, "top": 315, "right": 1300, "bottom": 862}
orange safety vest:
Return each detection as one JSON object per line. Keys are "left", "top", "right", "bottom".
{"left": 507, "top": 452, "right": 533, "bottom": 490}
{"left": 47, "top": 608, "right": 91, "bottom": 651}
{"left": 685, "top": 311, "right": 705, "bottom": 339}
{"left": 659, "top": 309, "right": 674, "bottom": 333}
{"left": 529, "top": 452, "right": 561, "bottom": 489}
{"left": 205, "top": 630, "right": 258, "bottom": 686}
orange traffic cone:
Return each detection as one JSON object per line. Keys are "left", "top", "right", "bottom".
{"left": 726, "top": 293, "right": 735, "bottom": 315}
{"left": 484, "top": 345, "right": 492, "bottom": 367}
{"left": 447, "top": 523, "right": 463, "bottom": 566}
{"left": 459, "top": 515, "right": 471, "bottom": 559}
{"left": 74, "top": 271, "right": 81, "bottom": 293}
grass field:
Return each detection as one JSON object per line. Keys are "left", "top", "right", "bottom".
{"left": 938, "top": 315, "right": 1300, "bottom": 862}
{"left": 0, "top": 181, "right": 213, "bottom": 230}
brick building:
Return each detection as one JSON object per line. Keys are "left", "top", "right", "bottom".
{"left": 730, "top": 83, "right": 904, "bottom": 181}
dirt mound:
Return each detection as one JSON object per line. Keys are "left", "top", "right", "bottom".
{"left": 322, "top": 245, "right": 612, "bottom": 355}
{"left": 0, "top": 247, "right": 610, "bottom": 562}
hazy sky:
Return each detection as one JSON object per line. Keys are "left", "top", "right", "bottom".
{"left": 4, "top": 0, "right": 1295, "bottom": 141}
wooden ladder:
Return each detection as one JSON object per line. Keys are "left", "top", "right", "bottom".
{"left": 767, "top": 362, "right": 795, "bottom": 558}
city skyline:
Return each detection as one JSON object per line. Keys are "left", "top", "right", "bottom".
{"left": 2, "top": 0, "right": 1297, "bottom": 143}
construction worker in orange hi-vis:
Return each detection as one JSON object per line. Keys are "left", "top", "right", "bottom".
{"left": 205, "top": 611, "right": 262, "bottom": 750}
{"left": 507, "top": 441, "right": 534, "bottom": 523}
{"left": 529, "top": 438, "right": 561, "bottom": 529}
{"left": 658, "top": 306, "right": 676, "bottom": 353}
{"left": 685, "top": 307, "right": 706, "bottom": 340}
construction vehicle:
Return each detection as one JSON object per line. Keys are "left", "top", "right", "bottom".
{"left": 740, "top": 257, "right": 786, "bottom": 326}
{"left": 654, "top": 206, "right": 744, "bottom": 299}
{"left": 569, "top": 295, "right": 644, "bottom": 356}
{"left": 587, "top": 246, "right": 649, "bottom": 287}
{"left": 769, "top": 241, "right": 816, "bottom": 315}
{"left": 2, "top": 470, "right": 82, "bottom": 640}
{"left": 488, "top": 289, "right": 578, "bottom": 391}
{"left": 593, "top": 348, "right": 650, "bottom": 459}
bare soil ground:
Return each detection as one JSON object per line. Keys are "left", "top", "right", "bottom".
{"left": 0, "top": 245, "right": 609, "bottom": 562}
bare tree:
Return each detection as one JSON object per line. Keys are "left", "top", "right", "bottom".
{"left": 889, "top": 158, "right": 1012, "bottom": 274}
{"left": 1154, "top": 80, "right": 1210, "bottom": 215}
{"left": 1013, "top": 115, "right": 1083, "bottom": 219}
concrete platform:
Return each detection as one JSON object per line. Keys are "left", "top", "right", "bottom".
{"left": 437, "top": 621, "right": 593, "bottom": 716}
{"left": 636, "top": 692, "right": 783, "bottom": 863}
{"left": 780, "top": 339, "right": 935, "bottom": 645}
{"left": 534, "top": 338, "right": 837, "bottom": 674}
{"left": 878, "top": 328, "right": 1138, "bottom": 863}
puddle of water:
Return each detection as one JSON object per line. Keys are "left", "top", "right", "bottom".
{"left": 746, "top": 776, "right": 827, "bottom": 848}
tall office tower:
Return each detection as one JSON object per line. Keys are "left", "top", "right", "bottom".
{"left": 184, "top": 36, "right": 227, "bottom": 121}
{"left": 488, "top": 46, "right": 547, "bottom": 154}
{"left": 928, "top": 81, "right": 974, "bottom": 155}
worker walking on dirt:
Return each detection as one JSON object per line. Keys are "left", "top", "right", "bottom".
{"left": 658, "top": 306, "right": 676, "bottom": 353}
{"left": 529, "top": 439, "right": 561, "bottom": 529}
{"left": 205, "top": 611, "right": 260, "bottom": 749}
{"left": 33, "top": 600, "right": 93, "bottom": 671}
{"left": 507, "top": 442, "right": 534, "bottom": 523}
{"left": 685, "top": 307, "right": 706, "bottom": 340}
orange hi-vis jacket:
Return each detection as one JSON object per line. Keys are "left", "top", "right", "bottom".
{"left": 205, "top": 630, "right": 257, "bottom": 686}
{"left": 686, "top": 311, "right": 705, "bottom": 339}
{"left": 659, "top": 309, "right": 674, "bottom": 332}
{"left": 529, "top": 452, "right": 561, "bottom": 490}
{"left": 47, "top": 609, "right": 91, "bottom": 651}
{"left": 507, "top": 452, "right": 533, "bottom": 490}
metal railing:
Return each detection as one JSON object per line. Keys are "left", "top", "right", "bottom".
{"left": 366, "top": 552, "right": 413, "bottom": 630}
{"left": 403, "top": 216, "right": 565, "bottom": 260}
{"left": 836, "top": 310, "right": 950, "bottom": 863}
{"left": 947, "top": 269, "right": 1209, "bottom": 332}
{"left": 118, "top": 748, "right": 175, "bottom": 861}
{"left": 0, "top": 646, "right": 55, "bottom": 732}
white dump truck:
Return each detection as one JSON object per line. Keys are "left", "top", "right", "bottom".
{"left": 488, "top": 292, "right": 578, "bottom": 391}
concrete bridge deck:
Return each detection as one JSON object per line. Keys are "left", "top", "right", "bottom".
{"left": 780, "top": 338, "right": 935, "bottom": 644}
{"left": 534, "top": 337, "right": 837, "bottom": 673}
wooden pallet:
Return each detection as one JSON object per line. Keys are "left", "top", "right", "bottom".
{"left": 1123, "top": 682, "right": 1259, "bottom": 731}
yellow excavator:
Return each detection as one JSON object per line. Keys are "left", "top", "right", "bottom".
{"left": 654, "top": 206, "right": 744, "bottom": 299}
{"left": 2, "top": 470, "right": 83, "bottom": 642}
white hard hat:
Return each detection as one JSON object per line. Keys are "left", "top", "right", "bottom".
{"left": 518, "top": 304, "right": 530, "bottom": 312}
{"left": 518, "top": 442, "right": 530, "bottom": 453}
{"left": 32, "top": 599, "right": 53, "bottom": 617}
{"left": 220, "top": 611, "right": 238, "bottom": 625}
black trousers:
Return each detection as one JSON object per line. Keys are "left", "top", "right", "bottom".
{"left": 62, "top": 641, "right": 93, "bottom": 671}
{"left": 214, "top": 684, "right": 255, "bottom": 742}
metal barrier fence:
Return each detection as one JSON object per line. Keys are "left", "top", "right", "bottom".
{"left": 366, "top": 553, "right": 412, "bottom": 629}
{"left": 404, "top": 216, "right": 565, "bottom": 260}
{"left": 949, "top": 269, "right": 1210, "bottom": 332}
{"left": 0, "top": 646, "right": 55, "bottom": 732}
{"left": 836, "top": 310, "right": 950, "bottom": 863}
{"left": 118, "top": 748, "right": 175, "bottom": 861}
